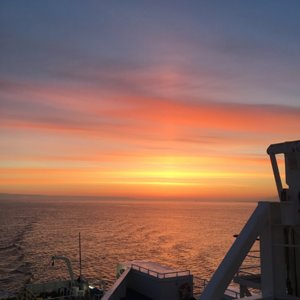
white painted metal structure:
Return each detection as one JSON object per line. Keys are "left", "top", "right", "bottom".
{"left": 51, "top": 255, "right": 76, "bottom": 287}
{"left": 200, "top": 140, "right": 300, "bottom": 300}
{"left": 103, "top": 261, "right": 193, "bottom": 300}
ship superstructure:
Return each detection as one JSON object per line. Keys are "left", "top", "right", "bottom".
{"left": 200, "top": 140, "right": 300, "bottom": 300}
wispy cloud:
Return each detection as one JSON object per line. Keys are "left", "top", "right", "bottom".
{"left": 1, "top": 1, "right": 300, "bottom": 198}
{"left": 1, "top": 77, "right": 300, "bottom": 142}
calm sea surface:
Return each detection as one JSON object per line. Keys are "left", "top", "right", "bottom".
{"left": 0, "top": 198, "right": 256, "bottom": 293}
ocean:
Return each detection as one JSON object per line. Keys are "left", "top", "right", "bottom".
{"left": 0, "top": 198, "right": 256, "bottom": 293}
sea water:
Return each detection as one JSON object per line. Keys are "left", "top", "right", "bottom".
{"left": 0, "top": 198, "right": 256, "bottom": 293}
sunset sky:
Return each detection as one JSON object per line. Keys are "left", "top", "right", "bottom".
{"left": 1, "top": 1, "right": 300, "bottom": 200}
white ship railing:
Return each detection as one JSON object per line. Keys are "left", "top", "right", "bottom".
{"left": 193, "top": 277, "right": 208, "bottom": 298}
{"left": 194, "top": 277, "right": 240, "bottom": 299}
{"left": 130, "top": 264, "right": 190, "bottom": 279}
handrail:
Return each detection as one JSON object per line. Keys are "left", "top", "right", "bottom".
{"left": 35, "top": 296, "right": 71, "bottom": 300}
{"left": 193, "top": 276, "right": 209, "bottom": 298}
{"left": 237, "top": 270, "right": 260, "bottom": 276}
{"left": 224, "top": 287, "right": 240, "bottom": 298}
{"left": 235, "top": 242, "right": 261, "bottom": 276}
{"left": 193, "top": 276, "right": 240, "bottom": 299}
{"left": 239, "top": 265, "right": 261, "bottom": 270}
{"left": 130, "top": 264, "right": 190, "bottom": 279}
{"left": 199, "top": 202, "right": 268, "bottom": 300}
{"left": 246, "top": 254, "right": 260, "bottom": 259}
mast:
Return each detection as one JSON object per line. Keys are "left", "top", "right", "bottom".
{"left": 79, "top": 232, "right": 82, "bottom": 277}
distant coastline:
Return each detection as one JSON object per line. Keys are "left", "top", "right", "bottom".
{"left": 0, "top": 193, "right": 277, "bottom": 203}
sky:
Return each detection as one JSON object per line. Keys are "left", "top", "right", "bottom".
{"left": 1, "top": 1, "right": 300, "bottom": 200}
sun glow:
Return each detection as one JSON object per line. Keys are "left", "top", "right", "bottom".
{"left": 0, "top": 149, "right": 278, "bottom": 199}
{"left": 1, "top": 2, "right": 300, "bottom": 201}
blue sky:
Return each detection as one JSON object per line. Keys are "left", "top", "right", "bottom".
{"left": 2, "top": 1, "right": 300, "bottom": 106}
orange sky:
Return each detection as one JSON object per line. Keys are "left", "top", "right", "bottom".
{"left": 1, "top": 83, "right": 298, "bottom": 200}
{"left": 1, "top": 2, "right": 300, "bottom": 200}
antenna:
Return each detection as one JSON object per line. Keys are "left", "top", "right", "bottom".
{"left": 79, "top": 232, "right": 82, "bottom": 277}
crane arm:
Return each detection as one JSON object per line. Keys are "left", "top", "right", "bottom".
{"left": 52, "top": 255, "right": 75, "bottom": 286}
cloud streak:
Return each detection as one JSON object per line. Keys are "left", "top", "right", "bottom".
{"left": 1, "top": 1, "right": 300, "bottom": 199}
{"left": 1, "top": 79, "right": 299, "bottom": 141}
